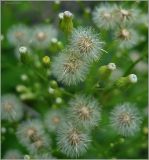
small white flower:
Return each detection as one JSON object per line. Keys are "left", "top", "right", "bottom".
{"left": 19, "top": 46, "right": 28, "bottom": 54}
{"left": 24, "top": 155, "right": 31, "bottom": 160}
{"left": 21, "top": 74, "right": 28, "bottom": 81}
{"left": 59, "top": 12, "right": 64, "bottom": 19}
{"left": 128, "top": 74, "right": 137, "bottom": 83}
{"left": 107, "top": 63, "right": 116, "bottom": 71}
{"left": 48, "top": 87, "right": 55, "bottom": 94}
{"left": 51, "top": 38, "right": 58, "bottom": 43}
{"left": 56, "top": 97, "right": 62, "bottom": 104}
{"left": 63, "top": 11, "right": 73, "bottom": 18}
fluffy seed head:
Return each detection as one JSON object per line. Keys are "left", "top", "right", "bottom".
{"left": 68, "top": 95, "right": 101, "bottom": 128}
{"left": 70, "top": 27, "right": 105, "bottom": 62}
{"left": 7, "top": 24, "right": 31, "bottom": 46}
{"left": 31, "top": 25, "right": 57, "bottom": 49}
{"left": 110, "top": 103, "right": 142, "bottom": 136}
{"left": 52, "top": 48, "right": 89, "bottom": 86}
{"left": 57, "top": 122, "right": 91, "bottom": 158}
{"left": 116, "top": 28, "right": 139, "bottom": 49}
{"left": 17, "top": 119, "right": 49, "bottom": 153}
{"left": 3, "top": 149, "right": 22, "bottom": 159}
{"left": 1, "top": 94, "right": 24, "bottom": 122}
{"left": 92, "top": 5, "right": 117, "bottom": 30}
{"left": 44, "top": 109, "right": 64, "bottom": 132}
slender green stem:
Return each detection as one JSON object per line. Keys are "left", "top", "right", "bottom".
{"left": 123, "top": 53, "right": 147, "bottom": 76}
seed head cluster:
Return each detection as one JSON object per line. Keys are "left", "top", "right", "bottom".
{"left": 52, "top": 27, "right": 106, "bottom": 86}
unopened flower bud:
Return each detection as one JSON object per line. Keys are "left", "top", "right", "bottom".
{"left": 50, "top": 80, "right": 58, "bottom": 88}
{"left": 21, "top": 74, "right": 28, "bottom": 81}
{"left": 59, "top": 11, "right": 73, "bottom": 34}
{"left": 16, "top": 85, "right": 28, "bottom": 93}
{"left": 42, "top": 56, "right": 50, "bottom": 66}
{"left": 116, "top": 74, "right": 138, "bottom": 88}
{"left": 56, "top": 97, "right": 62, "bottom": 104}
{"left": 99, "top": 63, "right": 116, "bottom": 80}
{"left": 20, "top": 92, "right": 35, "bottom": 101}
{"left": 19, "top": 46, "right": 31, "bottom": 64}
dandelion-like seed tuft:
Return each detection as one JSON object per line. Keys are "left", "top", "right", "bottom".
{"left": 44, "top": 109, "right": 64, "bottom": 132}
{"left": 92, "top": 5, "right": 117, "bottom": 30}
{"left": 52, "top": 48, "right": 89, "bottom": 85}
{"left": 1, "top": 94, "right": 24, "bottom": 122}
{"left": 31, "top": 25, "right": 57, "bottom": 49}
{"left": 70, "top": 27, "right": 106, "bottom": 62}
{"left": 110, "top": 103, "right": 142, "bottom": 136}
{"left": 57, "top": 122, "right": 91, "bottom": 158}
{"left": 68, "top": 95, "right": 101, "bottom": 128}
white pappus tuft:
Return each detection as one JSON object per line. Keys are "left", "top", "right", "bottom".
{"left": 44, "top": 109, "right": 64, "bottom": 132}
{"left": 110, "top": 103, "right": 142, "bottom": 136}
{"left": 70, "top": 27, "right": 106, "bottom": 62}
{"left": 1, "top": 94, "right": 24, "bottom": 122}
{"left": 68, "top": 95, "right": 101, "bottom": 129}
{"left": 114, "top": 6, "right": 140, "bottom": 25}
{"left": 3, "top": 149, "right": 22, "bottom": 159}
{"left": 115, "top": 27, "right": 140, "bottom": 49}
{"left": 7, "top": 24, "right": 31, "bottom": 46}
{"left": 31, "top": 24, "right": 58, "bottom": 49}
{"left": 57, "top": 122, "right": 91, "bottom": 158}
{"left": 92, "top": 5, "right": 117, "bottom": 30}
{"left": 52, "top": 48, "right": 89, "bottom": 86}
{"left": 17, "top": 119, "right": 50, "bottom": 154}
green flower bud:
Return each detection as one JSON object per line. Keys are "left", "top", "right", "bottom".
{"left": 59, "top": 11, "right": 73, "bottom": 34}
{"left": 116, "top": 74, "right": 137, "bottom": 88}
{"left": 42, "top": 55, "right": 50, "bottom": 67}
{"left": 19, "top": 46, "right": 31, "bottom": 64}
{"left": 56, "top": 97, "right": 63, "bottom": 104}
{"left": 49, "top": 80, "right": 58, "bottom": 88}
{"left": 24, "top": 155, "right": 31, "bottom": 160}
{"left": 99, "top": 63, "right": 116, "bottom": 80}
{"left": 20, "top": 92, "right": 35, "bottom": 101}
{"left": 50, "top": 38, "right": 63, "bottom": 52}
{"left": 16, "top": 85, "right": 28, "bottom": 93}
